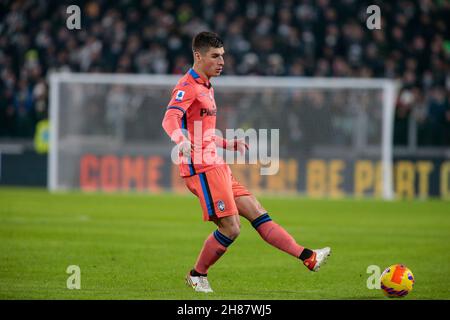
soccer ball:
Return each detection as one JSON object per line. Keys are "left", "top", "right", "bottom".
{"left": 380, "top": 264, "right": 415, "bottom": 298}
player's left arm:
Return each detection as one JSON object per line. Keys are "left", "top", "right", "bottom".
{"left": 215, "top": 136, "right": 248, "bottom": 154}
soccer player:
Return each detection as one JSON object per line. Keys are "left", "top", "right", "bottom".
{"left": 162, "top": 31, "right": 331, "bottom": 293}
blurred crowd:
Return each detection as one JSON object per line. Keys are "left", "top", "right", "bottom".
{"left": 0, "top": 0, "right": 449, "bottom": 145}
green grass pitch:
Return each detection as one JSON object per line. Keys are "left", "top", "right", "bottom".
{"left": 0, "top": 187, "right": 449, "bottom": 300}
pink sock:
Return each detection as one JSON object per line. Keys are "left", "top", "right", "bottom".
{"left": 255, "top": 220, "right": 304, "bottom": 258}
{"left": 194, "top": 232, "right": 229, "bottom": 274}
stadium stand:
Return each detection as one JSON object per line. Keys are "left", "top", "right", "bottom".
{"left": 0, "top": 0, "right": 449, "bottom": 145}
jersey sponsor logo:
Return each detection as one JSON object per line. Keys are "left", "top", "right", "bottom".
{"left": 200, "top": 108, "right": 217, "bottom": 117}
{"left": 175, "top": 90, "right": 185, "bottom": 101}
{"left": 217, "top": 200, "right": 225, "bottom": 212}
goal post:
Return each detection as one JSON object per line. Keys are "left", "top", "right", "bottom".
{"left": 48, "top": 72, "right": 399, "bottom": 199}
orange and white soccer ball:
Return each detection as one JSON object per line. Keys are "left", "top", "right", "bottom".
{"left": 380, "top": 264, "right": 415, "bottom": 298}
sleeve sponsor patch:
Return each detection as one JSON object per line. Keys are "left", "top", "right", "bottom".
{"left": 175, "top": 90, "right": 185, "bottom": 102}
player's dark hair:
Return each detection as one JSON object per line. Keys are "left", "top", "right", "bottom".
{"left": 192, "top": 31, "right": 223, "bottom": 54}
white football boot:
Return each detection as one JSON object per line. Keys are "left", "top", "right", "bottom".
{"left": 185, "top": 273, "right": 214, "bottom": 293}
{"left": 303, "top": 247, "right": 331, "bottom": 272}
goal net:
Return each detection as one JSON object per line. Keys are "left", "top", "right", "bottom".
{"left": 48, "top": 72, "right": 398, "bottom": 199}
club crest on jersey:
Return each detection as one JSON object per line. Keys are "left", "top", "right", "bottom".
{"left": 199, "top": 91, "right": 214, "bottom": 101}
{"left": 175, "top": 90, "right": 185, "bottom": 102}
{"left": 217, "top": 200, "right": 225, "bottom": 212}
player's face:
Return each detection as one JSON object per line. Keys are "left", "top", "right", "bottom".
{"left": 199, "top": 47, "right": 225, "bottom": 78}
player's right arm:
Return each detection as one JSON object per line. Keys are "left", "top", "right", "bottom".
{"left": 162, "top": 84, "right": 196, "bottom": 156}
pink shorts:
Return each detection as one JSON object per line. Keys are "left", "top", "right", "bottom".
{"left": 184, "top": 164, "right": 252, "bottom": 221}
